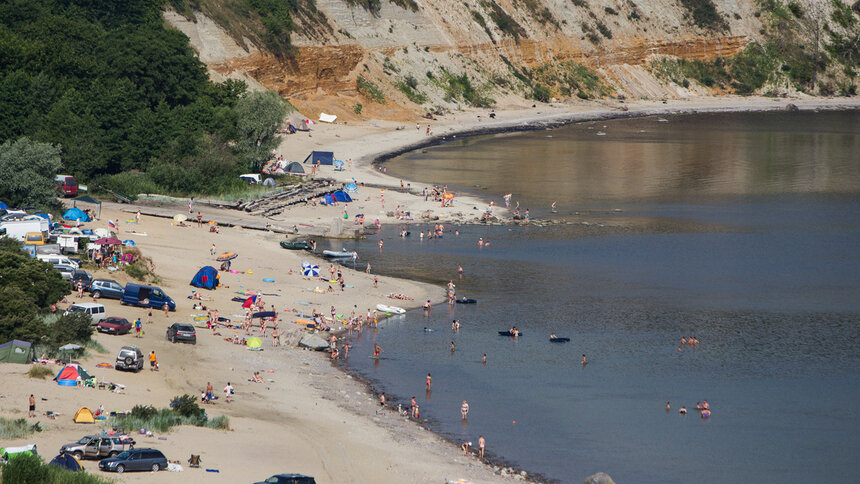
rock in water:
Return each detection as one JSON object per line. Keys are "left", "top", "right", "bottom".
{"left": 784, "top": 103, "right": 799, "bottom": 112}
{"left": 584, "top": 472, "right": 616, "bottom": 484}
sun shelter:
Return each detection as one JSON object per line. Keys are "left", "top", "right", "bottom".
{"left": 285, "top": 162, "right": 305, "bottom": 175}
{"left": 190, "top": 266, "right": 219, "bottom": 290}
{"left": 50, "top": 452, "right": 83, "bottom": 471}
{"left": 332, "top": 190, "right": 352, "bottom": 203}
{"left": 1, "top": 444, "right": 38, "bottom": 461}
{"left": 302, "top": 150, "right": 334, "bottom": 166}
{"left": 54, "top": 364, "right": 91, "bottom": 386}
{"left": 63, "top": 207, "right": 90, "bottom": 222}
{"left": 242, "top": 295, "right": 257, "bottom": 309}
{"left": 322, "top": 193, "right": 335, "bottom": 205}
{"left": 73, "top": 407, "right": 95, "bottom": 424}
{"left": 72, "top": 195, "right": 102, "bottom": 219}
{"left": 0, "top": 340, "right": 33, "bottom": 364}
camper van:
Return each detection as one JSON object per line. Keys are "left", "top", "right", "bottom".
{"left": 55, "top": 175, "right": 78, "bottom": 197}
{"left": 121, "top": 284, "right": 175, "bottom": 311}
{"left": 0, "top": 216, "right": 49, "bottom": 242}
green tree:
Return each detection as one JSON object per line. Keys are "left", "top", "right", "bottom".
{"left": 0, "top": 136, "right": 62, "bottom": 209}
{"left": 233, "top": 90, "right": 287, "bottom": 172}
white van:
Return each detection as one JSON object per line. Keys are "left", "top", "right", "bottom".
{"left": 65, "top": 303, "right": 106, "bottom": 324}
{"left": 36, "top": 254, "right": 79, "bottom": 269}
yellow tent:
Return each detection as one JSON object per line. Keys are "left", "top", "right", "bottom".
{"left": 73, "top": 407, "right": 95, "bottom": 424}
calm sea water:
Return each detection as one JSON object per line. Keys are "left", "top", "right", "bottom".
{"left": 323, "top": 111, "right": 860, "bottom": 483}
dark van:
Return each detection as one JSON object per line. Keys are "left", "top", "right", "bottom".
{"left": 55, "top": 175, "right": 78, "bottom": 197}
{"left": 121, "top": 283, "right": 175, "bottom": 311}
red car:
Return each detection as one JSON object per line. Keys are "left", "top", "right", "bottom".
{"left": 97, "top": 317, "right": 132, "bottom": 335}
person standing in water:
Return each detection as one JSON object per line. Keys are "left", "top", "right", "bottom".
{"left": 582, "top": 354, "right": 587, "bottom": 366}
{"left": 478, "top": 435, "right": 485, "bottom": 459}
{"left": 460, "top": 400, "right": 470, "bottom": 420}
{"left": 482, "top": 354, "right": 487, "bottom": 366}
{"left": 373, "top": 343, "right": 383, "bottom": 359}
{"left": 426, "top": 373, "right": 432, "bottom": 391}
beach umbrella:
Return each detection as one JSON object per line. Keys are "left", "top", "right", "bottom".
{"left": 242, "top": 296, "right": 257, "bottom": 309}
{"left": 59, "top": 343, "right": 83, "bottom": 351}
{"left": 301, "top": 262, "right": 312, "bottom": 269}
{"left": 252, "top": 311, "right": 277, "bottom": 319}
{"left": 123, "top": 240, "right": 135, "bottom": 247}
{"left": 93, "top": 237, "right": 122, "bottom": 246}
{"left": 93, "top": 228, "right": 110, "bottom": 238}
{"left": 333, "top": 159, "right": 344, "bottom": 168}
{"left": 216, "top": 252, "right": 238, "bottom": 261}
{"left": 246, "top": 337, "right": 262, "bottom": 349}
{"left": 442, "top": 192, "right": 455, "bottom": 200}
{"left": 344, "top": 182, "right": 358, "bottom": 193}
{"left": 173, "top": 214, "right": 187, "bottom": 222}
{"left": 303, "top": 265, "right": 320, "bottom": 277}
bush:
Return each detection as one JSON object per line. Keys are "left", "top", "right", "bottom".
{"left": 395, "top": 77, "right": 428, "bottom": 104}
{"left": 357, "top": 76, "right": 386, "bottom": 104}
{"left": 352, "top": 103, "right": 363, "bottom": 115}
{"left": 171, "top": 394, "right": 204, "bottom": 418}
{"left": 131, "top": 404, "right": 158, "bottom": 419}
{"left": 0, "top": 417, "right": 42, "bottom": 439}
{"left": 679, "top": 0, "right": 728, "bottom": 31}
{"left": 531, "top": 83, "right": 552, "bottom": 102}
{"left": 27, "top": 365, "right": 53, "bottom": 380}
{"left": 0, "top": 452, "right": 111, "bottom": 484}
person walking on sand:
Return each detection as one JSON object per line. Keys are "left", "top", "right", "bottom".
{"left": 205, "top": 382, "right": 213, "bottom": 404}
{"left": 163, "top": 303, "right": 169, "bottom": 317}
{"left": 147, "top": 309, "right": 152, "bottom": 324}
{"left": 478, "top": 435, "right": 485, "bottom": 459}
{"left": 29, "top": 394, "right": 35, "bottom": 418}
{"left": 149, "top": 351, "right": 157, "bottom": 370}
{"left": 224, "top": 382, "right": 233, "bottom": 403}
{"left": 461, "top": 400, "right": 470, "bottom": 420}
{"left": 134, "top": 318, "right": 142, "bottom": 338}
{"left": 188, "top": 197, "right": 194, "bottom": 214}
{"left": 426, "top": 373, "right": 432, "bottom": 391}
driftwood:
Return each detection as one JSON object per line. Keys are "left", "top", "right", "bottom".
{"left": 236, "top": 179, "right": 337, "bottom": 217}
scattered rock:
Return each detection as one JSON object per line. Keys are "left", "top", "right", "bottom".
{"left": 784, "top": 103, "right": 799, "bottom": 112}
{"left": 584, "top": 472, "right": 615, "bottom": 484}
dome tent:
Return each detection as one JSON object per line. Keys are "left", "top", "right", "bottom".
{"left": 53, "top": 364, "right": 91, "bottom": 386}
{"left": 62, "top": 207, "right": 89, "bottom": 222}
{"left": 190, "top": 266, "right": 219, "bottom": 290}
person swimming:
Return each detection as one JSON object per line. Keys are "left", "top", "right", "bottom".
{"left": 423, "top": 327, "right": 432, "bottom": 332}
{"left": 679, "top": 406, "right": 687, "bottom": 415}
{"left": 550, "top": 333, "right": 557, "bottom": 339}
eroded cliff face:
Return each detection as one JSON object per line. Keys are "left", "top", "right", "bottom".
{"left": 164, "top": 0, "right": 857, "bottom": 120}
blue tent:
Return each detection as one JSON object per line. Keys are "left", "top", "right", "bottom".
{"left": 332, "top": 190, "right": 352, "bottom": 202}
{"left": 50, "top": 453, "right": 83, "bottom": 471}
{"left": 63, "top": 207, "right": 89, "bottom": 222}
{"left": 302, "top": 150, "right": 334, "bottom": 165}
{"left": 0, "top": 201, "right": 8, "bottom": 210}
{"left": 190, "top": 266, "right": 219, "bottom": 289}
{"left": 322, "top": 193, "right": 335, "bottom": 205}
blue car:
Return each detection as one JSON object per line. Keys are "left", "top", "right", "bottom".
{"left": 88, "top": 279, "right": 124, "bottom": 300}
{"left": 98, "top": 448, "right": 167, "bottom": 473}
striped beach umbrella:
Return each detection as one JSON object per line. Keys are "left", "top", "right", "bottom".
{"left": 302, "top": 265, "right": 320, "bottom": 277}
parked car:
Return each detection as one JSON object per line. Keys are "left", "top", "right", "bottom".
{"left": 254, "top": 474, "right": 317, "bottom": 484}
{"left": 121, "top": 283, "right": 175, "bottom": 311}
{"left": 70, "top": 269, "right": 93, "bottom": 290}
{"left": 98, "top": 448, "right": 166, "bottom": 473}
{"left": 55, "top": 174, "right": 78, "bottom": 197}
{"left": 65, "top": 303, "right": 106, "bottom": 324}
{"left": 25, "top": 232, "right": 46, "bottom": 245}
{"left": 37, "top": 253, "right": 79, "bottom": 269}
{"left": 60, "top": 435, "right": 134, "bottom": 460}
{"left": 115, "top": 346, "right": 144, "bottom": 372}
{"left": 97, "top": 317, "right": 132, "bottom": 335}
{"left": 166, "top": 323, "right": 196, "bottom": 344}
{"left": 88, "top": 279, "right": 124, "bottom": 300}
{"left": 53, "top": 264, "right": 76, "bottom": 281}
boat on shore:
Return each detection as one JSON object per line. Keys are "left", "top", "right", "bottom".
{"left": 376, "top": 304, "right": 406, "bottom": 314}
{"left": 323, "top": 249, "right": 352, "bottom": 258}
{"left": 280, "top": 240, "right": 312, "bottom": 251}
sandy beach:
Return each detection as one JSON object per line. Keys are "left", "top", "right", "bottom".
{"left": 2, "top": 96, "right": 859, "bottom": 483}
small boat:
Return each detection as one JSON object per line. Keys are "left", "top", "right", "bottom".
{"left": 498, "top": 331, "right": 523, "bottom": 337}
{"left": 280, "top": 240, "right": 311, "bottom": 250}
{"left": 323, "top": 249, "right": 352, "bottom": 258}
{"left": 455, "top": 298, "right": 477, "bottom": 304}
{"left": 376, "top": 304, "right": 405, "bottom": 314}
{"left": 550, "top": 337, "right": 570, "bottom": 343}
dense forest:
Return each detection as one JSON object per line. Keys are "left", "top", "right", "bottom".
{"left": 0, "top": 0, "right": 286, "bottom": 197}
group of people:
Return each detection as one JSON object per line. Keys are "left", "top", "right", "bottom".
{"left": 667, "top": 400, "right": 711, "bottom": 418}
{"left": 201, "top": 381, "right": 233, "bottom": 404}
{"left": 677, "top": 336, "right": 701, "bottom": 351}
